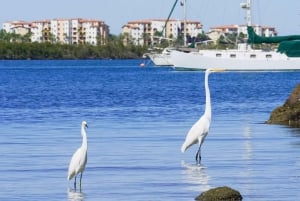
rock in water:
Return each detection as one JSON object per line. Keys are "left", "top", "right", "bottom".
{"left": 195, "top": 186, "right": 242, "bottom": 201}
{"left": 267, "top": 83, "right": 300, "bottom": 127}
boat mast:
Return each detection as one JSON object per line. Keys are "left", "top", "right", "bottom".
{"left": 161, "top": 0, "right": 179, "bottom": 39}
{"left": 183, "top": 0, "right": 187, "bottom": 46}
{"left": 240, "top": 0, "right": 252, "bottom": 49}
{"left": 241, "top": 0, "right": 252, "bottom": 26}
{"left": 247, "top": 0, "right": 252, "bottom": 26}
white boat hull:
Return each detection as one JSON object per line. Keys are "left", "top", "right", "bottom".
{"left": 148, "top": 53, "right": 173, "bottom": 66}
{"left": 170, "top": 49, "right": 300, "bottom": 71}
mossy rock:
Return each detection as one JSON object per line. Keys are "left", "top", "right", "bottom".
{"left": 267, "top": 83, "right": 300, "bottom": 127}
{"left": 195, "top": 186, "right": 242, "bottom": 201}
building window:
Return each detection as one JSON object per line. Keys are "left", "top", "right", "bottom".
{"left": 230, "top": 54, "right": 236, "bottom": 58}
{"left": 250, "top": 54, "right": 256, "bottom": 58}
{"left": 216, "top": 53, "right": 222, "bottom": 57}
{"left": 266, "top": 54, "right": 272, "bottom": 58}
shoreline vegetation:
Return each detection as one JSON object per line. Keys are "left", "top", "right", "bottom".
{"left": 0, "top": 32, "right": 147, "bottom": 60}
{"left": 0, "top": 29, "right": 266, "bottom": 60}
{"left": 0, "top": 41, "right": 147, "bottom": 60}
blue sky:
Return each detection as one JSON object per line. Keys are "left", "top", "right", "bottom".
{"left": 1, "top": 0, "right": 299, "bottom": 35}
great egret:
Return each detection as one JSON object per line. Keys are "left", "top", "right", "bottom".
{"left": 68, "top": 121, "right": 88, "bottom": 190}
{"left": 181, "top": 69, "right": 224, "bottom": 164}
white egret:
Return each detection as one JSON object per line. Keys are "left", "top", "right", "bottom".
{"left": 181, "top": 69, "right": 224, "bottom": 164}
{"left": 68, "top": 121, "right": 88, "bottom": 190}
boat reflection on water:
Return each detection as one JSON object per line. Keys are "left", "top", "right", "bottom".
{"left": 240, "top": 124, "right": 254, "bottom": 196}
{"left": 243, "top": 124, "right": 253, "bottom": 162}
{"left": 67, "top": 188, "right": 85, "bottom": 201}
{"left": 181, "top": 161, "right": 211, "bottom": 192}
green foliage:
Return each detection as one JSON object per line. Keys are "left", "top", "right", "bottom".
{"left": 0, "top": 34, "right": 147, "bottom": 60}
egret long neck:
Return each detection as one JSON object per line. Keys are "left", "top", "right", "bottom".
{"left": 81, "top": 127, "right": 87, "bottom": 149}
{"left": 204, "top": 72, "right": 211, "bottom": 120}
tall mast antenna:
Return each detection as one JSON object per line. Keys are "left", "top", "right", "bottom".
{"left": 241, "top": 0, "right": 252, "bottom": 26}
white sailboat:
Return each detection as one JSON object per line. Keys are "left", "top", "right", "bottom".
{"left": 146, "top": 47, "right": 174, "bottom": 66}
{"left": 170, "top": 0, "right": 300, "bottom": 71}
{"left": 147, "top": 0, "right": 187, "bottom": 66}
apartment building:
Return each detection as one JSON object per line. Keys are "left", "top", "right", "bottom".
{"left": 122, "top": 19, "right": 203, "bottom": 46}
{"left": 3, "top": 18, "right": 109, "bottom": 45}
{"left": 2, "top": 21, "right": 32, "bottom": 36}
{"left": 208, "top": 24, "right": 277, "bottom": 41}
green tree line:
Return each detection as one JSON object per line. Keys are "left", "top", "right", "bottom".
{"left": 0, "top": 30, "right": 147, "bottom": 60}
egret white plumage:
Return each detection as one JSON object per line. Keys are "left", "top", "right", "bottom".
{"left": 181, "top": 69, "right": 224, "bottom": 164}
{"left": 68, "top": 121, "right": 88, "bottom": 190}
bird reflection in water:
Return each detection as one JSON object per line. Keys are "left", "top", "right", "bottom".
{"left": 181, "top": 161, "right": 211, "bottom": 192}
{"left": 68, "top": 188, "right": 85, "bottom": 201}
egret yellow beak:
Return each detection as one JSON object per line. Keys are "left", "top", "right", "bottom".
{"left": 212, "top": 68, "right": 225, "bottom": 72}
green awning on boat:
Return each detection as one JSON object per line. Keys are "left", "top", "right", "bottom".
{"left": 247, "top": 26, "right": 300, "bottom": 44}
{"left": 247, "top": 26, "right": 300, "bottom": 57}
{"left": 278, "top": 40, "right": 300, "bottom": 57}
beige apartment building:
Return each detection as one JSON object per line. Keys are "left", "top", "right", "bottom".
{"left": 2, "top": 21, "right": 32, "bottom": 36}
{"left": 3, "top": 18, "right": 109, "bottom": 45}
{"left": 207, "top": 24, "right": 277, "bottom": 43}
{"left": 122, "top": 19, "right": 203, "bottom": 46}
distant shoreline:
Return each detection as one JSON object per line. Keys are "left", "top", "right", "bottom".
{"left": 0, "top": 42, "right": 147, "bottom": 60}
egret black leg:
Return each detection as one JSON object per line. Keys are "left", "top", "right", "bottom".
{"left": 195, "top": 146, "right": 202, "bottom": 165}
{"left": 74, "top": 176, "right": 77, "bottom": 190}
{"left": 80, "top": 172, "right": 83, "bottom": 191}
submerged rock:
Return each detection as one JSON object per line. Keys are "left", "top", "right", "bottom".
{"left": 195, "top": 186, "right": 242, "bottom": 201}
{"left": 267, "top": 83, "right": 300, "bottom": 127}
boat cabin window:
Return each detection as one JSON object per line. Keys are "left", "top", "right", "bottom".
{"left": 266, "top": 54, "right": 272, "bottom": 58}
{"left": 230, "top": 54, "right": 236, "bottom": 58}
{"left": 216, "top": 53, "right": 222, "bottom": 57}
{"left": 250, "top": 54, "right": 256, "bottom": 58}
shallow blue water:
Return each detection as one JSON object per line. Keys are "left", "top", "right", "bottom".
{"left": 0, "top": 60, "right": 299, "bottom": 201}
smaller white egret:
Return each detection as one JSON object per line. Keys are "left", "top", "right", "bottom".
{"left": 68, "top": 121, "right": 88, "bottom": 190}
{"left": 181, "top": 69, "right": 224, "bottom": 164}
